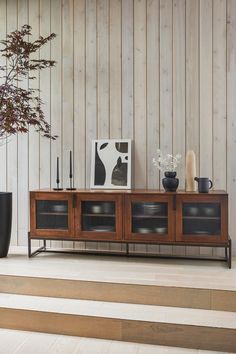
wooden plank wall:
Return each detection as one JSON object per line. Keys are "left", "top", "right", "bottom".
{"left": 0, "top": 0, "right": 235, "bottom": 256}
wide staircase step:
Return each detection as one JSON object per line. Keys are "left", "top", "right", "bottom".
{"left": 1, "top": 274, "right": 236, "bottom": 312}
{"left": 0, "top": 292, "right": 236, "bottom": 352}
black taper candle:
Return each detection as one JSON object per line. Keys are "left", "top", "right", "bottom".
{"left": 69, "top": 150, "right": 72, "bottom": 178}
{"left": 56, "top": 157, "right": 59, "bottom": 184}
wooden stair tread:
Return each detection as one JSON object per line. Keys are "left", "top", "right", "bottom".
{"left": 0, "top": 293, "right": 236, "bottom": 329}
{"left": 2, "top": 247, "right": 236, "bottom": 291}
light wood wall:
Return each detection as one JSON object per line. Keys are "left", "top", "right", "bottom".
{"left": 0, "top": 0, "right": 236, "bottom": 256}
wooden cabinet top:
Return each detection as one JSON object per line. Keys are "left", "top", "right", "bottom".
{"left": 30, "top": 189, "right": 227, "bottom": 195}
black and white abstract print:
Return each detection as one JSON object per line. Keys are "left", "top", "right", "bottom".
{"left": 91, "top": 140, "right": 132, "bottom": 189}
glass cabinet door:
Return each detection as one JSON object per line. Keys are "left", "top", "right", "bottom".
{"left": 75, "top": 194, "right": 122, "bottom": 240}
{"left": 36, "top": 200, "right": 69, "bottom": 230}
{"left": 30, "top": 192, "right": 74, "bottom": 237}
{"left": 182, "top": 202, "right": 221, "bottom": 235}
{"left": 176, "top": 195, "right": 228, "bottom": 243}
{"left": 81, "top": 201, "right": 116, "bottom": 233}
{"left": 125, "top": 195, "right": 174, "bottom": 242}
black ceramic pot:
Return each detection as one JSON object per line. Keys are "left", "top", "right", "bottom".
{"left": 162, "top": 172, "right": 179, "bottom": 192}
{"left": 0, "top": 192, "right": 12, "bottom": 257}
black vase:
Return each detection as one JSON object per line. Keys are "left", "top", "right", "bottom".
{"left": 0, "top": 192, "right": 12, "bottom": 258}
{"left": 162, "top": 172, "right": 179, "bottom": 192}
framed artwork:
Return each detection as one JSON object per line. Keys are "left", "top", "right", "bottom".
{"left": 90, "top": 139, "right": 132, "bottom": 189}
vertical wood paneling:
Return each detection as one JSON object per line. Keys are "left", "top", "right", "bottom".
{"left": 17, "top": 0, "right": 29, "bottom": 246}
{"left": 186, "top": 0, "right": 199, "bottom": 171}
{"left": 200, "top": 0, "right": 213, "bottom": 179}
{"left": 173, "top": 0, "right": 185, "bottom": 189}
{"left": 186, "top": 0, "right": 200, "bottom": 256}
{"left": 160, "top": 0, "right": 172, "bottom": 172}
{"left": 146, "top": 0, "right": 160, "bottom": 254}
{"left": 109, "top": 0, "right": 121, "bottom": 139}
{"left": 7, "top": 0, "right": 18, "bottom": 246}
{"left": 28, "top": 0, "right": 40, "bottom": 248}
{"left": 213, "top": 0, "right": 226, "bottom": 257}
{"left": 2, "top": 0, "right": 236, "bottom": 257}
{"left": 0, "top": 0, "right": 7, "bottom": 192}
{"left": 109, "top": 0, "right": 122, "bottom": 252}
{"left": 51, "top": 0, "right": 62, "bottom": 192}
{"left": 134, "top": 0, "right": 146, "bottom": 189}
{"left": 97, "top": 0, "right": 109, "bottom": 252}
{"left": 173, "top": 0, "right": 186, "bottom": 256}
{"left": 74, "top": 0, "right": 86, "bottom": 189}
{"left": 51, "top": 0, "right": 62, "bottom": 249}
{"left": 147, "top": 0, "right": 159, "bottom": 190}
{"left": 85, "top": 0, "right": 97, "bottom": 188}
{"left": 200, "top": 0, "right": 213, "bottom": 257}
{"left": 133, "top": 0, "right": 146, "bottom": 253}
{"left": 227, "top": 0, "right": 236, "bottom": 256}
{"left": 62, "top": 0, "right": 74, "bottom": 249}
{"left": 213, "top": 0, "right": 227, "bottom": 189}
{"left": 62, "top": 0, "right": 73, "bottom": 189}
{"left": 159, "top": 0, "right": 172, "bottom": 255}
{"left": 74, "top": 0, "right": 86, "bottom": 250}
{"left": 97, "top": 0, "right": 109, "bottom": 139}
{"left": 121, "top": 0, "right": 134, "bottom": 251}
{"left": 28, "top": 0, "right": 40, "bottom": 193}
{"left": 85, "top": 0, "right": 97, "bottom": 250}
{"left": 39, "top": 0, "right": 51, "bottom": 189}
{"left": 122, "top": 0, "right": 133, "bottom": 140}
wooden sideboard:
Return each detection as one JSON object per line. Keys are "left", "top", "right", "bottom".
{"left": 29, "top": 189, "right": 231, "bottom": 267}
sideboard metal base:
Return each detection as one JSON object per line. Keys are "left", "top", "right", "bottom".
{"left": 28, "top": 233, "right": 232, "bottom": 269}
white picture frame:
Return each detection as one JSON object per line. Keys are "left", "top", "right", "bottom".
{"left": 90, "top": 139, "right": 132, "bottom": 189}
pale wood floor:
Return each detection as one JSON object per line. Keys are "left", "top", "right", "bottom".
{"left": 1, "top": 293, "right": 236, "bottom": 328}
{"left": 1, "top": 247, "right": 236, "bottom": 352}
{"left": 1, "top": 247, "right": 235, "bottom": 290}
{"left": 0, "top": 329, "right": 230, "bottom": 354}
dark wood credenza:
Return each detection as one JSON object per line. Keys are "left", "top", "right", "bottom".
{"left": 29, "top": 189, "right": 232, "bottom": 268}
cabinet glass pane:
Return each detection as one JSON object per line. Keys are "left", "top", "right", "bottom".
{"left": 132, "top": 202, "right": 168, "bottom": 234}
{"left": 183, "top": 202, "right": 221, "bottom": 235}
{"left": 36, "top": 200, "right": 68, "bottom": 230}
{"left": 81, "top": 201, "right": 115, "bottom": 232}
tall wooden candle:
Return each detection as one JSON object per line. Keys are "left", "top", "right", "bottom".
{"left": 186, "top": 150, "right": 197, "bottom": 191}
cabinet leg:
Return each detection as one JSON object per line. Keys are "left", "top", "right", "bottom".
{"left": 228, "top": 239, "right": 232, "bottom": 269}
{"left": 126, "top": 243, "right": 129, "bottom": 255}
{"left": 225, "top": 247, "right": 228, "bottom": 259}
{"left": 28, "top": 232, "right": 31, "bottom": 258}
{"left": 43, "top": 239, "right": 46, "bottom": 249}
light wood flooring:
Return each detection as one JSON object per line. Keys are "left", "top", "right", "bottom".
{"left": 0, "top": 328, "right": 231, "bottom": 354}
{"left": 2, "top": 247, "right": 235, "bottom": 290}
{"left": 0, "top": 247, "right": 236, "bottom": 352}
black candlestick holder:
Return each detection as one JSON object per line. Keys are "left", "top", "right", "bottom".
{"left": 66, "top": 151, "right": 76, "bottom": 190}
{"left": 66, "top": 175, "right": 76, "bottom": 190}
{"left": 53, "top": 178, "right": 63, "bottom": 191}
{"left": 53, "top": 157, "right": 63, "bottom": 190}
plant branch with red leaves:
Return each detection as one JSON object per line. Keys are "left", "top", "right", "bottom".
{"left": 0, "top": 25, "right": 57, "bottom": 139}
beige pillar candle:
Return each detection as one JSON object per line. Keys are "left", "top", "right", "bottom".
{"left": 186, "top": 150, "right": 197, "bottom": 191}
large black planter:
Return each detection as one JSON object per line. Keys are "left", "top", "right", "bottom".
{"left": 0, "top": 192, "right": 12, "bottom": 258}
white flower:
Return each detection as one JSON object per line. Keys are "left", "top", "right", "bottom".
{"left": 152, "top": 150, "right": 181, "bottom": 172}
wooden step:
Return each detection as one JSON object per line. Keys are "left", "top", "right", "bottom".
{"left": 1, "top": 274, "right": 236, "bottom": 312}
{"left": 0, "top": 293, "right": 235, "bottom": 352}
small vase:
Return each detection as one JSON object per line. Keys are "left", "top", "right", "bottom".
{"left": 162, "top": 171, "right": 179, "bottom": 192}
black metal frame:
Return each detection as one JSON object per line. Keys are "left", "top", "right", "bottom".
{"left": 28, "top": 232, "right": 232, "bottom": 269}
